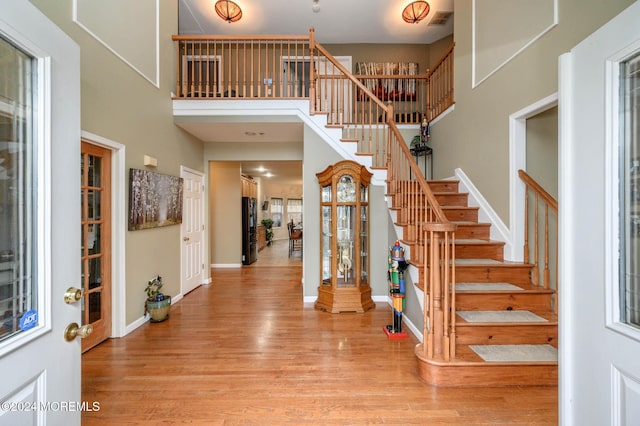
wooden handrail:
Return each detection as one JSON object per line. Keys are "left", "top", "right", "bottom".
{"left": 518, "top": 169, "right": 559, "bottom": 313}
{"left": 518, "top": 170, "right": 558, "bottom": 212}
{"left": 172, "top": 34, "right": 309, "bottom": 42}
{"left": 314, "top": 43, "right": 389, "bottom": 112}
{"left": 426, "top": 43, "right": 455, "bottom": 80}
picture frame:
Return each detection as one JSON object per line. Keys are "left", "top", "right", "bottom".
{"left": 128, "top": 168, "right": 183, "bottom": 231}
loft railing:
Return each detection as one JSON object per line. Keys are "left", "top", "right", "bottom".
{"left": 519, "top": 169, "right": 559, "bottom": 313}
{"left": 171, "top": 30, "right": 454, "bottom": 125}
{"left": 173, "top": 29, "right": 458, "bottom": 361}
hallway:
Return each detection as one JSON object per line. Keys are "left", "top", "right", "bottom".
{"left": 81, "top": 259, "right": 557, "bottom": 424}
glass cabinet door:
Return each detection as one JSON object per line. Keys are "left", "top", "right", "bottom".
{"left": 336, "top": 205, "right": 355, "bottom": 286}
{"left": 321, "top": 204, "right": 332, "bottom": 284}
{"left": 360, "top": 205, "right": 368, "bottom": 283}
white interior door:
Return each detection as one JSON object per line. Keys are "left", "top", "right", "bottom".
{"left": 0, "top": 1, "right": 81, "bottom": 425}
{"left": 181, "top": 167, "right": 204, "bottom": 295}
{"left": 559, "top": 2, "right": 640, "bottom": 425}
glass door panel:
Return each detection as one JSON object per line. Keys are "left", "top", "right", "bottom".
{"left": 0, "top": 36, "right": 37, "bottom": 345}
{"left": 80, "top": 142, "right": 111, "bottom": 351}
{"left": 621, "top": 52, "right": 640, "bottom": 328}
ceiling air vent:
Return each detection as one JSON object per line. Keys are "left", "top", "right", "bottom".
{"left": 429, "top": 11, "right": 453, "bottom": 25}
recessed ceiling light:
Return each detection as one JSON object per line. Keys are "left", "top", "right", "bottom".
{"left": 265, "top": 173, "right": 273, "bottom": 178}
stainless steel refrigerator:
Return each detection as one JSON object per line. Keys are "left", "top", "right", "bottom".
{"left": 241, "top": 196, "right": 258, "bottom": 265}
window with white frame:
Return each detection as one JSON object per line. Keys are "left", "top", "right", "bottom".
{"left": 270, "top": 198, "right": 283, "bottom": 227}
{"left": 287, "top": 198, "right": 303, "bottom": 227}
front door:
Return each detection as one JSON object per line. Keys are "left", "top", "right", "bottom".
{"left": 560, "top": 2, "right": 640, "bottom": 424}
{"left": 181, "top": 167, "right": 204, "bottom": 295}
{"left": 0, "top": 2, "right": 82, "bottom": 425}
{"left": 80, "top": 142, "right": 112, "bottom": 352}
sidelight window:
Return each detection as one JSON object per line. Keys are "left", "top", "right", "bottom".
{"left": 620, "top": 52, "right": 640, "bottom": 329}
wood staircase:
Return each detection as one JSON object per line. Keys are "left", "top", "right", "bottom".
{"left": 392, "top": 179, "right": 558, "bottom": 387}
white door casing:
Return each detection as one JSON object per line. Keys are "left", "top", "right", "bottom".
{"left": 559, "top": 2, "right": 640, "bottom": 425}
{"left": 0, "top": 1, "right": 82, "bottom": 425}
{"left": 181, "top": 167, "right": 205, "bottom": 295}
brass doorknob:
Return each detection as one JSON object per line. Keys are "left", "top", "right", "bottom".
{"left": 64, "top": 323, "right": 93, "bottom": 342}
{"left": 183, "top": 237, "right": 190, "bottom": 242}
{"left": 64, "top": 287, "right": 83, "bottom": 304}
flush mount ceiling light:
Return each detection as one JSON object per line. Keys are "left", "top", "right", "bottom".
{"left": 402, "top": 1, "right": 430, "bottom": 24}
{"left": 215, "top": 0, "right": 242, "bottom": 23}
{"left": 312, "top": 0, "right": 320, "bottom": 13}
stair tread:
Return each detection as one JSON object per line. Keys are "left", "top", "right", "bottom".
{"left": 456, "top": 310, "right": 558, "bottom": 324}
{"left": 455, "top": 282, "right": 552, "bottom": 292}
{"left": 468, "top": 344, "right": 558, "bottom": 363}
{"left": 452, "top": 238, "right": 505, "bottom": 245}
{"left": 455, "top": 258, "right": 534, "bottom": 266}
{"left": 426, "top": 345, "right": 558, "bottom": 365}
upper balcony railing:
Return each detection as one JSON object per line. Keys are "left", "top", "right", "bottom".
{"left": 172, "top": 30, "right": 454, "bottom": 125}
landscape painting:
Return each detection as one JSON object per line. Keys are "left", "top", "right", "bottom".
{"left": 128, "top": 168, "right": 183, "bottom": 231}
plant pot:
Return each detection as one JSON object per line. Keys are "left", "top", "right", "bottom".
{"left": 146, "top": 296, "right": 171, "bottom": 322}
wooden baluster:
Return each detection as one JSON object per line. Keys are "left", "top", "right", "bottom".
{"left": 197, "top": 41, "right": 202, "bottom": 97}
{"left": 532, "top": 193, "right": 540, "bottom": 285}
{"left": 214, "top": 41, "right": 219, "bottom": 98}
{"left": 423, "top": 228, "right": 430, "bottom": 358}
{"left": 449, "top": 229, "right": 456, "bottom": 359}
{"left": 309, "top": 31, "right": 316, "bottom": 113}
{"left": 176, "top": 41, "right": 181, "bottom": 97}
{"left": 427, "top": 229, "right": 434, "bottom": 359}
{"left": 544, "top": 205, "right": 550, "bottom": 290}
{"left": 443, "top": 230, "right": 450, "bottom": 361}
{"left": 187, "top": 41, "right": 196, "bottom": 97}
{"left": 523, "top": 186, "right": 530, "bottom": 264}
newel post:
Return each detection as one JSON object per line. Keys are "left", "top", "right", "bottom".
{"left": 424, "top": 222, "right": 457, "bottom": 361}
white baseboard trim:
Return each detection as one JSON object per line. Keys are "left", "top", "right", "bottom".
{"left": 211, "top": 263, "right": 242, "bottom": 268}
{"left": 402, "top": 315, "right": 423, "bottom": 343}
{"left": 454, "top": 168, "right": 514, "bottom": 259}
{"left": 202, "top": 277, "right": 212, "bottom": 285}
{"left": 123, "top": 293, "right": 183, "bottom": 336}
{"left": 124, "top": 315, "right": 149, "bottom": 336}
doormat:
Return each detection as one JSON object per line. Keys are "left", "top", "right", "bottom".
{"left": 455, "top": 283, "right": 522, "bottom": 291}
{"left": 470, "top": 344, "right": 557, "bottom": 362}
{"left": 457, "top": 310, "right": 547, "bottom": 323}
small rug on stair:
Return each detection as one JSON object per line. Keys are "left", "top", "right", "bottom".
{"left": 470, "top": 344, "right": 558, "bottom": 362}
{"left": 457, "top": 310, "right": 547, "bottom": 322}
{"left": 456, "top": 283, "right": 522, "bottom": 291}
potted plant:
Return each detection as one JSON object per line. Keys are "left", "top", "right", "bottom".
{"left": 144, "top": 276, "right": 171, "bottom": 322}
{"left": 261, "top": 218, "right": 274, "bottom": 246}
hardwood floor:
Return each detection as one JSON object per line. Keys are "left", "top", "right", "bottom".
{"left": 81, "top": 244, "right": 557, "bottom": 425}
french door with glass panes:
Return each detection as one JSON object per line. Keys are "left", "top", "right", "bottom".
{"left": 80, "top": 141, "right": 111, "bottom": 352}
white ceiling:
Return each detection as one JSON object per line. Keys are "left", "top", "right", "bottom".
{"left": 178, "top": 0, "right": 454, "bottom": 44}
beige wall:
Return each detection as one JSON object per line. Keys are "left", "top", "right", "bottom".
{"left": 209, "top": 161, "right": 242, "bottom": 265}
{"left": 526, "top": 107, "right": 558, "bottom": 200}
{"left": 433, "top": 0, "right": 634, "bottom": 226}
{"left": 30, "top": 0, "right": 205, "bottom": 325}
